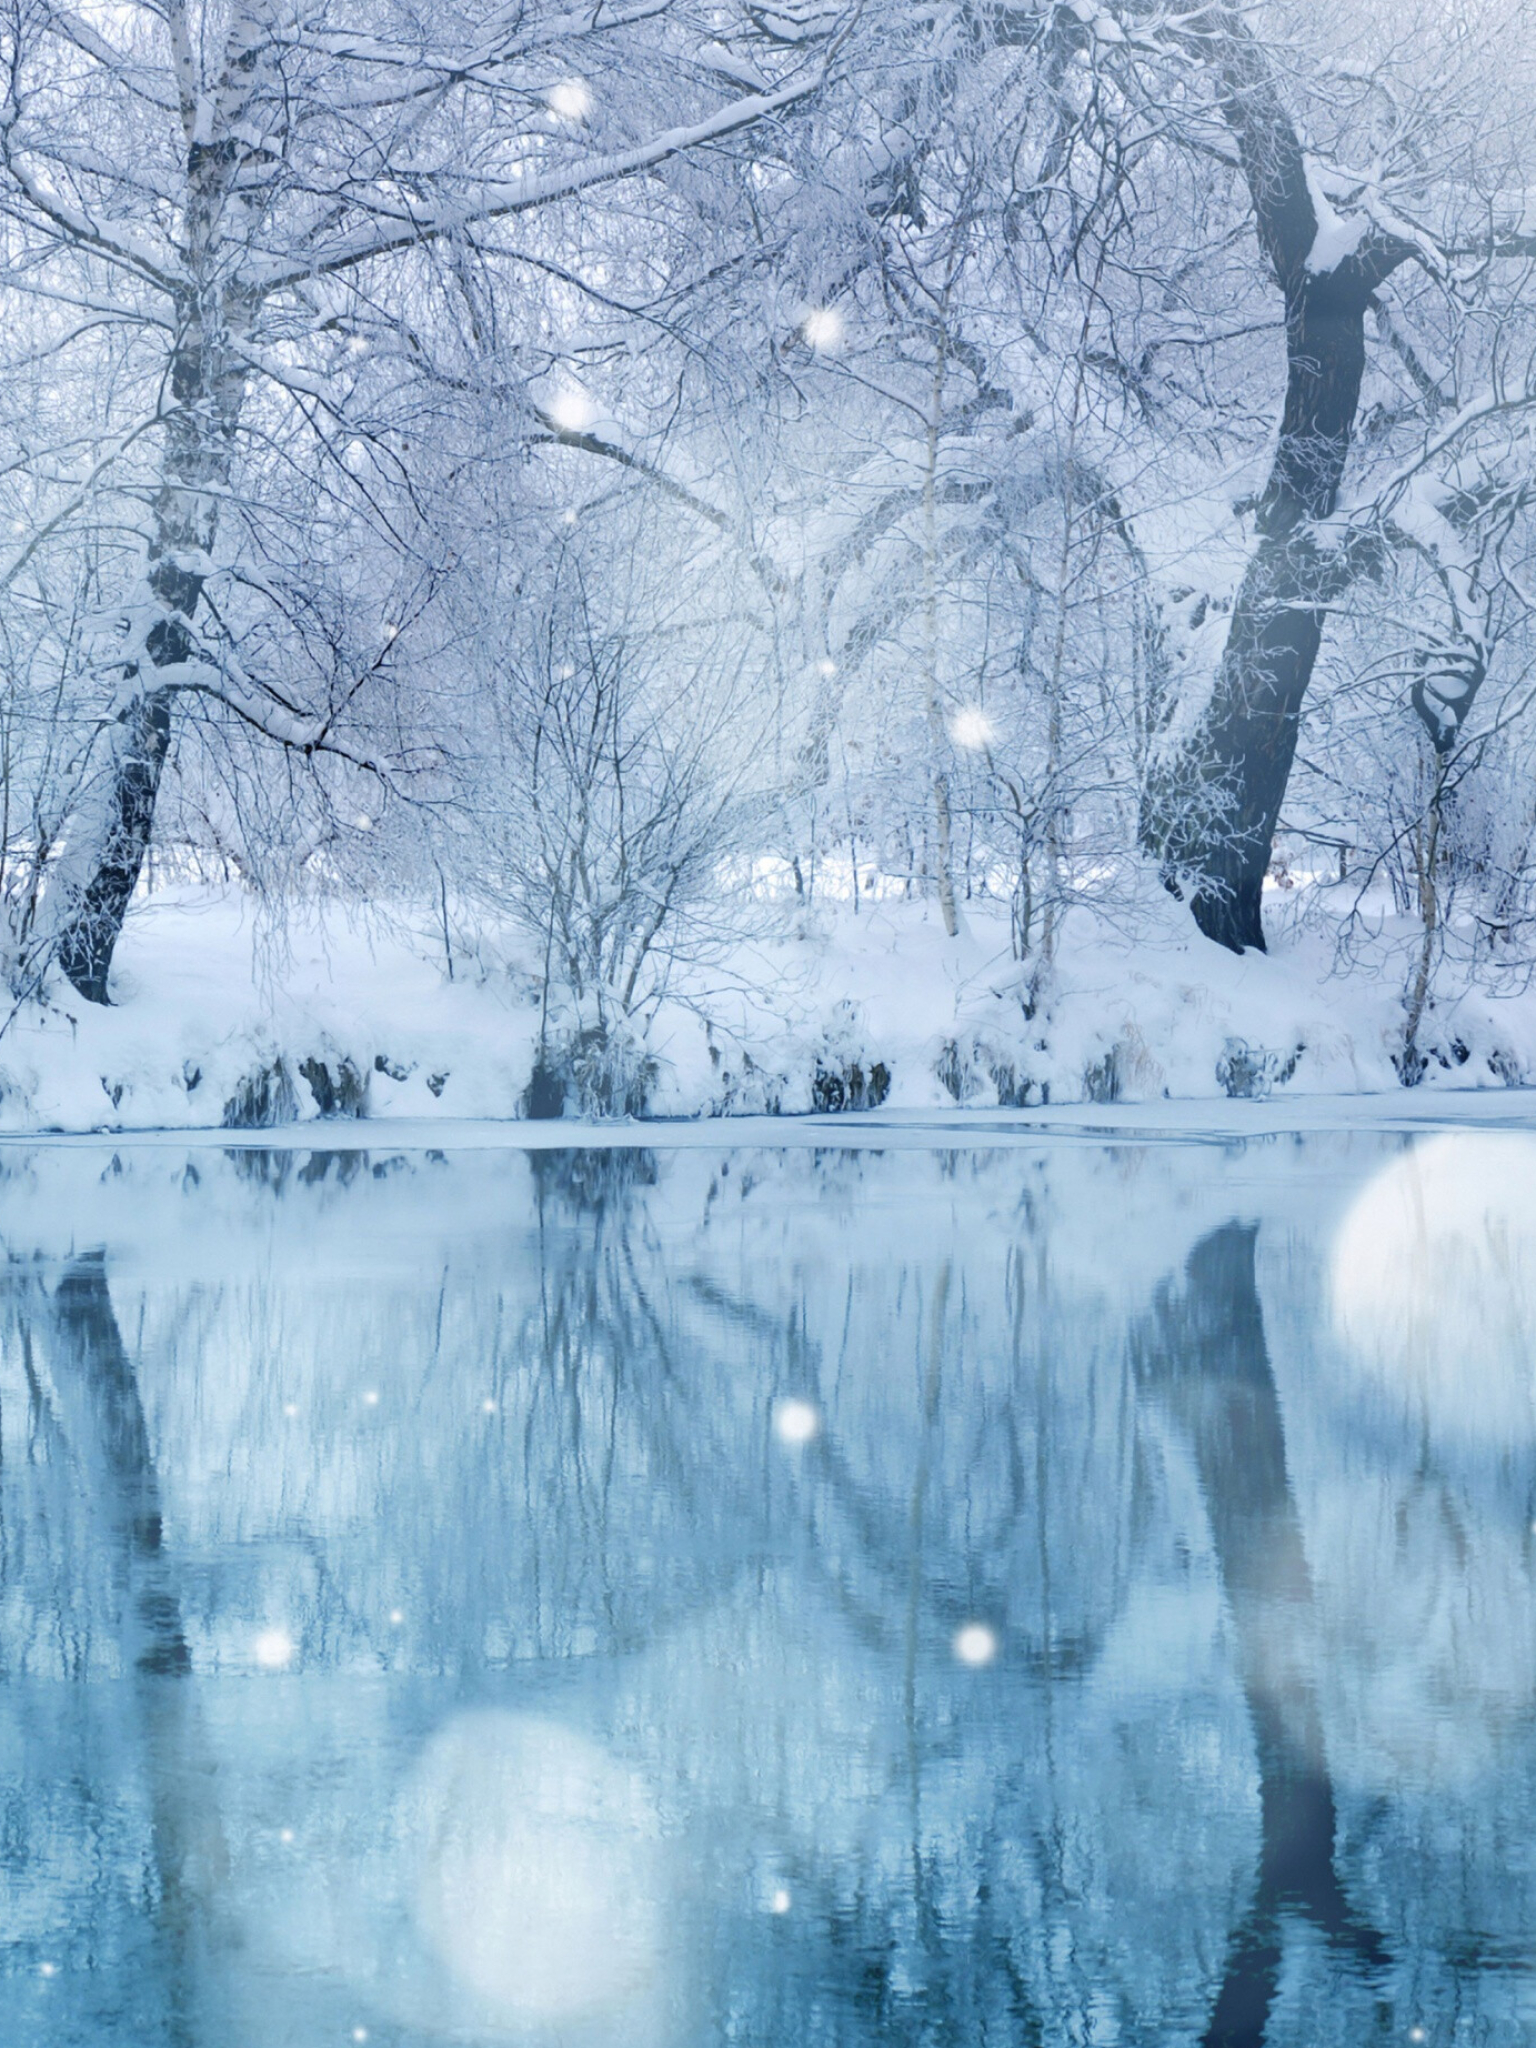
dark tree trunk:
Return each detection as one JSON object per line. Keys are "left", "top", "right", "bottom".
{"left": 1141, "top": 11, "right": 1410, "bottom": 952}
{"left": 55, "top": 679, "right": 176, "bottom": 1006}
{"left": 54, "top": 133, "right": 247, "bottom": 1004}
{"left": 1150, "top": 526, "right": 1334, "bottom": 956}
{"left": 1134, "top": 1225, "right": 1388, "bottom": 2047}
{"left": 54, "top": 381, "right": 222, "bottom": 1002}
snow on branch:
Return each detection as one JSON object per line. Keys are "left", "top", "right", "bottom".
{"left": 253, "top": 72, "right": 825, "bottom": 290}
{"left": 157, "top": 655, "right": 396, "bottom": 781}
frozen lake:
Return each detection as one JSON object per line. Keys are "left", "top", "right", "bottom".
{"left": 2, "top": 1126, "right": 1534, "bottom": 2045}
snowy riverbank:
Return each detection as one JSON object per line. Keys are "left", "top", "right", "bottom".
{"left": 6, "top": 881, "right": 1536, "bottom": 1134}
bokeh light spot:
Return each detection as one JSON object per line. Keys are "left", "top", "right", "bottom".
{"left": 254, "top": 1627, "right": 295, "bottom": 1671}
{"left": 773, "top": 1397, "right": 820, "bottom": 1446}
{"left": 950, "top": 707, "right": 995, "bottom": 751}
{"left": 803, "top": 307, "right": 844, "bottom": 352}
{"left": 954, "top": 1623, "right": 998, "bottom": 1667}
{"left": 548, "top": 78, "right": 592, "bottom": 121}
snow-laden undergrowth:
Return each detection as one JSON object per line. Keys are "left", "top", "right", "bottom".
{"left": 3, "top": 880, "right": 1535, "bottom": 1133}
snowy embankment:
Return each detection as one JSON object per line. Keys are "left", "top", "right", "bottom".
{"left": 5, "top": 880, "right": 1536, "bottom": 1134}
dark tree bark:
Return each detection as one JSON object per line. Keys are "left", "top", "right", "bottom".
{"left": 1134, "top": 1225, "right": 1389, "bottom": 2047}
{"left": 53, "top": 272, "right": 238, "bottom": 1004}
{"left": 51, "top": 111, "right": 254, "bottom": 1004}
{"left": 1141, "top": 12, "right": 1411, "bottom": 952}
{"left": 55, "top": 681, "right": 176, "bottom": 1006}
{"left": 53, "top": 351, "right": 236, "bottom": 1003}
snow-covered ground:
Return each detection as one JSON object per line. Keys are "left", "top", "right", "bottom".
{"left": 6, "top": 878, "right": 1536, "bottom": 1133}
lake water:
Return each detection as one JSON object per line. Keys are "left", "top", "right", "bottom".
{"left": 2, "top": 1127, "right": 1534, "bottom": 2046}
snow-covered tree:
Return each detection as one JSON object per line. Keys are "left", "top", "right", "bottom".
{"left": 0, "top": 0, "right": 826, "bottom": 1000}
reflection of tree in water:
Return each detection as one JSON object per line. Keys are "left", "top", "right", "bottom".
{"left": 0, "top": 1256, "right": 226, "bottom": 2045}
{"left": 515, "top": 1146, "right": 772, "bottom": 1649}
{"left": 51, "top": 1257, "right": 189, "bottom": 1676}
{"left": 1134, "top": 1226, "right": 1389, "bottom": 2047}
{"left": 533, "top": 1151, "right": 1182, "bottom": 2047}
{"left": 7, "top": 1148, "right": 1495, "bottom": 2048}
{"left": 404, "top": 1147, "right": 1233, "bottom": 2046}
{"left": 530, "top": 1144, "right": 658, "bottom": 1207}
{"left": 522, "top": 1145, "right": 1142, "bottom": 1689}
{"left": 523, "top": 1146, "right": 1120, "bottom": 1657}
{"left": 0, "top": 1153, "right": 1229, "bottom": 2048}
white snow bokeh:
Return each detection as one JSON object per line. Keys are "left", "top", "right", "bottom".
{"left": 547, "top": 385, "right": 595, "bottom": 432}
{"left": 546, "top": 77, "right": 592, "bottom": 122}
{"left": 948, "top": 707, "right": 995, "bottom": 751}
{"left": 405, "top": 1714, "right": 664, "bottom": 2026}
{"left": 772, "top": 1397, "right": 819, "bottom": 1446}
{"left": 1330, "top": 1131, "right": 1536, "bottom": 1444}
{"left": 801, "top": 306, "right": 844, "bottom": 351}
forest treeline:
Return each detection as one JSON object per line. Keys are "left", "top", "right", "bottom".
{"left": 0, "top": 0, "right": 1533, "bottom": 1097}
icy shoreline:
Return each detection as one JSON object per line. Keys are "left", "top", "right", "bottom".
{"left": 7, "top": 1092, "right": 1536, "bottom": 1153}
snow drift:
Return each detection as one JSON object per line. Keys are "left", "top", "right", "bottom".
{"left": 5, "top": 875, "right": 1536, "bottom": 1133}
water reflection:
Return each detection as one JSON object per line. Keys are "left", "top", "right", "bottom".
{"left": 1135, "top": 1226, "right": 1388, "bottom": 2045}
{"left": 0, "top": 1133, "right": 1533, "bottom": 2044}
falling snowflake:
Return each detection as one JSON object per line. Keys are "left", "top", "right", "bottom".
{"left": 953, "top": 1622, "right": 998, "bottom": 1667}
{"left": 547, "top": 78, "right": 592, "bottom": 122}
{"left": 773, "top": 1397, "right": 819, "bottom": 1446}
{"left": 254, "top": 1627, "right": 295, "bottom": 1671}
{"left": 949, "top": 707, "right": 995, "bottom": 751}
{"left": 802, "top": 307, "right": 844, "bottom": 352}
{"left": 549, "top": 387, "right": 595, "bottom": 433}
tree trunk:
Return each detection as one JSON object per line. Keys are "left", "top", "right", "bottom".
{"left": 1398, "top": 762, "right": 1446, "bottom": 1082}
{"left": 1141, "top": 11, "right": 1409, "bottom": 952}
{"left": 1146, "top": 526, "right": 1333, "bottom": 954}
{"left": 53, "top": 34, "right": 256, "bottom": 1001}
{"left": 53, "top": 410, "right": 232, "bottom": 1000}
{"left": 923, "top": 342, "right": 960, "bottom": 937}
{"left": 53, "top": 309, "right": 246, "bottom": 994}
{"left": 55, "top": 682, "right": 176, "bottom": 1004}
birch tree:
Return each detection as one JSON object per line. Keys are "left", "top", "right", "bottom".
{"left": 0, "top": 0, "right": 827, "bottom": 1001}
